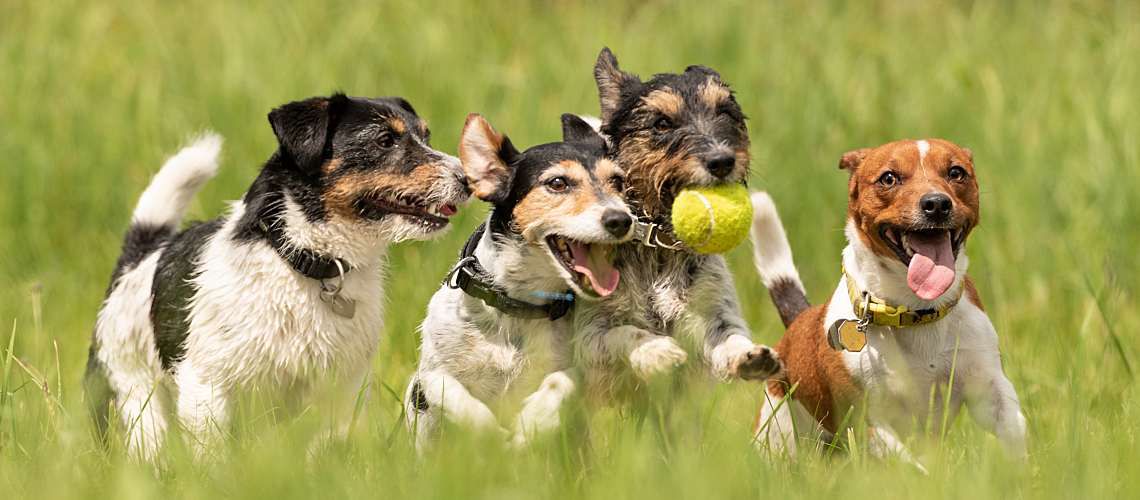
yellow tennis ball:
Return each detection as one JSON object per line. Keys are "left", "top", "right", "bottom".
{"left": 670, "top": 183, "right": 754, "bottom": 254}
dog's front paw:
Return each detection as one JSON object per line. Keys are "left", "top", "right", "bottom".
{"left": 629, "top": 336, "right": 688, "bottom": 380}
{"left": 732, "top": 345, "right": 782, "bottom": 381}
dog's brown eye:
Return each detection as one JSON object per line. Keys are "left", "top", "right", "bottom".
{"left": 546, "top": 177, "right": 569, "bottom": 193}
{"left": 652, "top": 117, "right": 674, "bottom": 133}
{"left": 948, "top": 166, "right": 967, "bottom": 182}
{"left": 610, "top": 176, "right": 625, "bottom": 192}
{"left": 877, "top": 171, "right": 899, "bottom": 187}
{"left": 377, "top": 133, "right": 396, "bottom": 148}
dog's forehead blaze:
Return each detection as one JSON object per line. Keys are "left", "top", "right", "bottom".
{"left": 642, "top": 89, "right": 684, "bottom": 117}
{"left": 321, "top": 164, "right": 442, "bottom": 218}
{"left": 513, "top": 160, "right": 599, "bottom": 232}
{"left": 698, "top": 77, "right": 730, "bottom": 108}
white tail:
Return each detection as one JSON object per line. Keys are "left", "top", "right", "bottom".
{"left": 132, "top": 133, "right": 222, "bottom": 228}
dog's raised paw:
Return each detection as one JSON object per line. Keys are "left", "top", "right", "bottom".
{"left": 733, "top": 345, "right": 782, "bottom": 381}
{"left": 630, "top": 336, "right": 688, "bottom": 379}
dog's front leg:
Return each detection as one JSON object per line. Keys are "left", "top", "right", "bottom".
{"left": 581, "top": 324, "right": 688, "bottom": 379}
{"left": 510, "top": 369, "right": 578, "bottom": 448}
{"left": 175, "top": 361, "right": 231, "bottom": 460}
{"left": 693, "top": 258, "right": 781, "bottom": 381}
{"left": 415, "top": 369, "right": 507, "bottom": 438}
{"left": 960, "top": 339, "right": 1028, "bottom": 459}
{"left": 867, "top": 423, "right": 928, "bottom": 474}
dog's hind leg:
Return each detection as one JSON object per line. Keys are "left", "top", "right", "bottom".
{"left": 92, "top": 252, "right": 170, "bottom": 462}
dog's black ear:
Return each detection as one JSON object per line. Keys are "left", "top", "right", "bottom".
{"left": 459, "top": 114, "right": 519, "bottom": 203}
{"left": 267, "top": 93, "right": 348, "bottom": 171}
{"left": 594, "top": 47, "right": 639, "bottom": 124}
{"left": 838, "top": 148, "right": 871, "bottom": 172}
{"left": 560, "top": 114, "right": 606, "bottom": 151}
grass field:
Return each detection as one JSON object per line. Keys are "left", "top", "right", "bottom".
{"left": 2, "top": 0, "right": 1139, "bottom": 498}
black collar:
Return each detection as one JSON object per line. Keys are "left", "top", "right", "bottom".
{"left": 257, "top": 219, "right": 351, "bottom": 281}
{"left": 445, "top": 223, "right": 574, "bottom": 321}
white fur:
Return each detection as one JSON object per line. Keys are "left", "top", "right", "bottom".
{"left": 750, "top": 191, "right": 804, "bottom": 290}
{"left": 132, "top": 133, "right": 222, "bottom": 227}
{"left": 94, "top": 252, "right": 168, "bottom": 461}
{"left": 916, "top": 139, "right": 930, "bottom": 161}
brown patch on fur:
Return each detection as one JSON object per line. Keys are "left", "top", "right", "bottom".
{"left": 699, "top": 77, "right": 730, "bottom": 108}
{"left": 642, "top": 89, "right": 684, "bottom": 117}
{"left": 389, "top": 117, "right": 407, "bottom": 134}
{"left": 512, "top": 161, "right": 598, "bottom": 240}
{"left": 963, "top": 276, "right": 984, "bottom": 310}
{"left": 843, "top": 139, "right": 980, "bottom": 263}
{"left": 761, "top": 301, "right": 861, "bottom": 433}
{"left": 459, "top": 114, "right": 512, "bottom": 202}
{"left": 322, "top": 165, "right": 441, "bottom": 219}
{"left": 320, "top": 158, "right": 344, "bottom": 175}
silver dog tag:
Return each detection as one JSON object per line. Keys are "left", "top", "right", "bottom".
{"left": 323, "top": 293, "right": 356, "bottom": 319}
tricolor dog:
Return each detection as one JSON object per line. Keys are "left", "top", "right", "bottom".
{"left": 84, "top": 94, "right": 468, "bottom": 460}
{"left": 750, "top": 139, "right": 1027, "bottom": 467}
{"left": 405, "top": 114, "right": 632, "bottom": 450}
{"left": 572, "top": 48, "right": 779, "bottom": 396}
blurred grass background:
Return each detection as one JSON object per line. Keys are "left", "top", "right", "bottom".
{"left": 1, "top": 0, "right": 1138, "bottom": 498}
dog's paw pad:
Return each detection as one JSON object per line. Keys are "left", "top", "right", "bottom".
{"left": 734, "top": 345, "right": 782, "bottom": 380}
{"left": 630, "top": 336, "right": 688, "bottom": 379}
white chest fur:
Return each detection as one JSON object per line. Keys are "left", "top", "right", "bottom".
{"left": 824, "top": 278, "right": 999, "bottom": 428}
{"left": 182, "top": 216, "right": 386, "bottom": 391}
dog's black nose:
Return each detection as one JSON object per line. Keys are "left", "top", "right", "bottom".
{"left": 920, "top": 193, "right": 953, "bottom": 221}
{"left": 602, "top": 209, "right": 633, "bottom": 237}
{"left": 706, "top": 155, "right": 736, "bottom": 178}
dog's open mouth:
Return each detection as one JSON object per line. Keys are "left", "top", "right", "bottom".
{"left": 879, "top": 225, "right": 966, "bottom": 301}
{"left": 545, "top": 235, "right": 621, "bottom": 298}
{"left": 355, "top": 194, "right": 458, "bottom": 231}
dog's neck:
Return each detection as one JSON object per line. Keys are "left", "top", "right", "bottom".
{"left": 231, "top": 194, "right": 389, "bottom": 272}
{"left": 842, "top": 219, "right": 968, "bottom": 312}
{"left": 474, "top": 222, "right": 573, "bottom": 305}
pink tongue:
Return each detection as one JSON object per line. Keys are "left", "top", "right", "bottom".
{"left": 569, "top": 242, "right": 620, "bottom": 297}
{"left": 906, "top": 231, "right": 956, "bottom": 300}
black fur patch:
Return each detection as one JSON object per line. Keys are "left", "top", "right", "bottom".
{"left": 410, "top": 381, "right": 429, "bottom": 412}
{"left": 150, "top": 219, "right": 224, "bottom": 369}
{"left": 768, "top": 277, "right": 810, "bottom": 327}
{"left": 109, "top": 223, "right": 174, "bottom": 287}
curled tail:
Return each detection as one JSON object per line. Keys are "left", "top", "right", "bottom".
{"left": 750, "top": 192, "right": 809, "bottom": 327}
{"left": 115, "top": 133, "right": 222, "bottom": 269}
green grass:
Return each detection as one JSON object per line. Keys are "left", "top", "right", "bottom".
{"left": 2, "top": 0, "right": 1138, "bottom": 498}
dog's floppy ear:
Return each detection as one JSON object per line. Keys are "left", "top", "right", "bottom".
{"left": 560, "top": 114, "right": 606, "bottom": 151}
{"left": 838, "top": 148, "right": 871, "bottom": 172}
{"left": 459, "top": 114, "right": 519, "bottom": 203}
{"left": 594, "top": 47, "right": 639, "bottom": 124}
{"left": 267, "top": 93, "right": 348, "bottom": 172}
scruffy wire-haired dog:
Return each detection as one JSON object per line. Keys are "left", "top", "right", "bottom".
{"left": 406, "top": 114, "right": 633, "bottom": 450}
{"left": 573, "top": 48, "right": 780, "bottom": 396}
{"left": 85, "top": 94, "right": 468, "bottom": 461}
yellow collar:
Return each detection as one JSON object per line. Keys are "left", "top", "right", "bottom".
{"left": 843, "top": 266, "right": 960, "bottom": 328}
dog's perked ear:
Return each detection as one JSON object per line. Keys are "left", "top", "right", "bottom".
{"left": 838, "top": 148, "right": 871, "bottom": 172}
{"left": 459, "top": 114, "right": 519, "bottom": 203}
{"left": 684, "top": 64, "right": 722, "bottom": 79}
{"left": 560, "top": 114, "right": 606, "bottom": 151}
{"left": 594, "top": 47, "right": 639, "bottom": 123}
{"left": 267, "top": 93, "right": 348, "bottom": 172}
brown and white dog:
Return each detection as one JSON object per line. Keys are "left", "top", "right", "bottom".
{"left": 749, "top": 139, "right": 1027, "bottom": 468}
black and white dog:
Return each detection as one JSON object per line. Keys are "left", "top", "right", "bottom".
{"left": 573, "top": 49, "right": 781, "bottom": 396}
{"left": 405, "top": 114, "right": 633, "bottom": 450}
{"left": 85, "top": 94, "right": 469, "bottom": 460}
